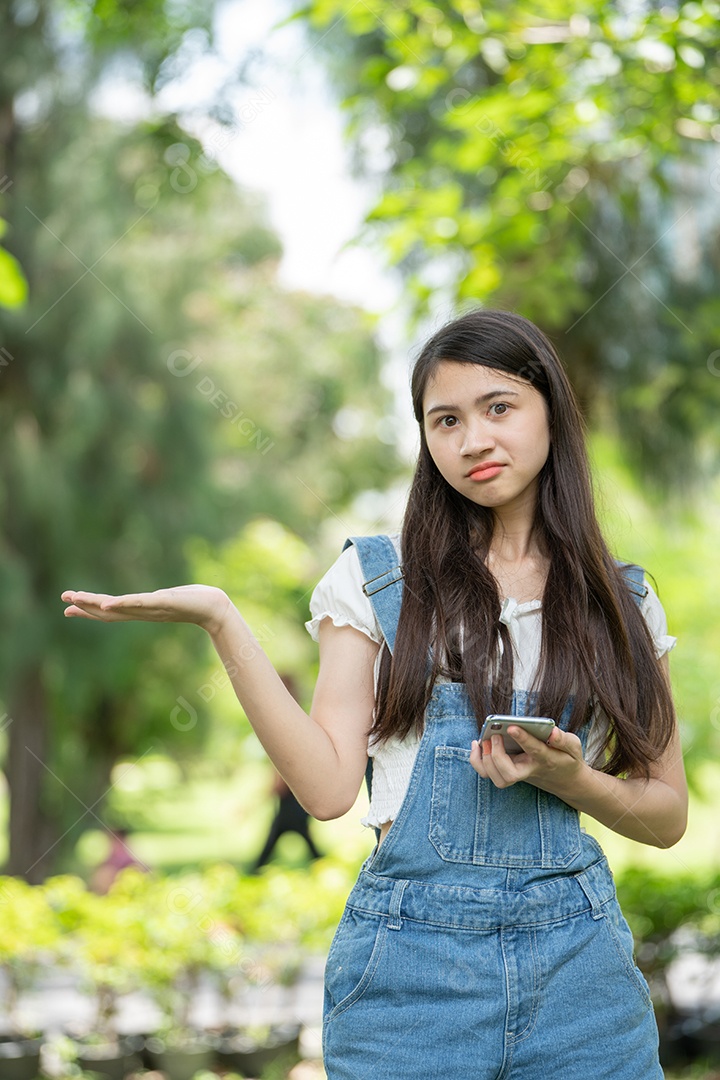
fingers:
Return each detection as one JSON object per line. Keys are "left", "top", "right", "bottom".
{"left": 62, "top": 604, "right": 107, "bottom": 621}
{"left": 62, "top": 591, "right": 104, "bottom": 615}
{"left": 485, "top": 734, "right": 521, "bottom": 786}
{"left": 470, "top": 735, "right": 518, "bottom": 787}
{"left": 469, "top": 738, "right": 486, "bottom": 774}
{"left": 470, "top": 737, "right": 496, "bottom": 765}
{"left": 506, "top": 725, "right": 550, "bottom": 755}
{"left": 62, "top": 590, "right": 115, "bottom": 605}
{"left": 470, "top": 720, "right": 586, "bottom": 795}
{"left": 510, "top": 724, "right": 582, "bottom": 760}
{"left": 98, "top": 594, "right": 145, "bottom": 610}
{"left": 471, "top": 728, "right": 563, "bottom": 783}
{"left": 61, "top": 590, "right": 137, "bottom": 621}
{"left": 61, "top": 587, "right": 185, "bottom": 624}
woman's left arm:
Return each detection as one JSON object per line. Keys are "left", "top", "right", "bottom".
{"left": 470, "top": 655, "right": 688, "bottom": 849}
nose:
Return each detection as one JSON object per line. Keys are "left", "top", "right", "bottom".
{"left": 455, "top": 418, "right": 495, "bottom": 457}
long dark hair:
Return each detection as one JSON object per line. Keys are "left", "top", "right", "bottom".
{"left": 373, "top": 309, "right": 675, "bottom": 777}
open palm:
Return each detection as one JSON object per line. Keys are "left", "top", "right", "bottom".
{"left": 61, "top": 584, "right": 229, "bottom": 634}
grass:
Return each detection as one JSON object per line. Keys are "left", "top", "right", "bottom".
{"left": 63, "top": 746, "right": 720, "bottom": 883}
{"left": 71, "top": 749, "right": 374, "bottom": 879}
{"left": 665, "top": 1070, "right": 720, "bottom": 1079}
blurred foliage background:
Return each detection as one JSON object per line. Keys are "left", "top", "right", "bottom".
{"left": 1, "top": 0, "right": 720, "bottom": 1068}
{"left": 299, "top": 0, "right": 720, "bottom": 485}
{"left": 0, "top": 0, "right": 718, "bottom": 969}
{"left": 0, "top": 0, "right": 405, "bottom": 880}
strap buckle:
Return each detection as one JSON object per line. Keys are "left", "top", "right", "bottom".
{"left": 362, "top": 565, "right": 404, "bottom": 597}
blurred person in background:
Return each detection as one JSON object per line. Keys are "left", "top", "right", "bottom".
{"left": 252, "top": 767, "right": 322, "bottom": 871}
{"left": 90, "top": 826, "right": 146, "bottom": 894}
{"left": 252, "top": 676, "right": 323, "bottom": 870}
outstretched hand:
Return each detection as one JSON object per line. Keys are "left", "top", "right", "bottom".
{"left": 61, "top": 584, "right": 231, "bottom": 635}
{"left": 469, "top": 724, "right": 585, "bottom": 793}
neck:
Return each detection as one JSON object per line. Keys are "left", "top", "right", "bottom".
{"left": 486, "top": 510, "right": 549, "bottom": 604}
{"left": 489, "top": 502, "right": 541, "bottom": 564}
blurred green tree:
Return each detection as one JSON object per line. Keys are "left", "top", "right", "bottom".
{"left": 295, "top": 0, "right": 720, "bottom": 486}
{"left": 0, "top": 2, "right": 401, "bottom": 879}
{"left": 174, "top": 250, "right": 402, "bottom": 536}
{"left": 0, "top": 0, "right": 225, "bottom": 881}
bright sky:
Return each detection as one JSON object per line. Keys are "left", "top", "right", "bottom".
{"left": 93, "top": 0, "right": 419, "bottom": 453}
{"left": 163, "top": 0, "right": 402, "bottom": 315}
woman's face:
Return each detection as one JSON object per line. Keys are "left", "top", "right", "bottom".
{"left": 422, "top": 361, "right": 551, "bottom": 518}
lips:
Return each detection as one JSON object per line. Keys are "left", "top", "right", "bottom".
{"left": 468, "top": 462, "right": 505, "bottom": 480}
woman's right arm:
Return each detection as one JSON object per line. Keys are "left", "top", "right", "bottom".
{"left": 208, "top": 604, "right": 378, "bottom": 819}
{"left": 62, "top": 586, "right": 378, "bottom": 820}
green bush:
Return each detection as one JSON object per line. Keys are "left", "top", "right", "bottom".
{"left": 0, "top": 859, "right": 355, "bottom": 1037}
{"left": 616, "top": 865, "right": 720, "bottom": 1010}
{"left": 0, "top": 875, "right": 61, "bottom": 1032}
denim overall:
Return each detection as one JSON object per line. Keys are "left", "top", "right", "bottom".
{"left": 322, "top": 536, "right": 662, "bottom": 1080}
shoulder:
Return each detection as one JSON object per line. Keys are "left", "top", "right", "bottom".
{"left": 616, "top": 561, "right": 676, "bottom": 655}
{"left": 304, "top": 534, "right": 400, "bottom": 644}
{"left": 617, "top": 561, "right": 676, "bottom": 659}
{"left": 639, "top": 578, "right": 677, "bottom": 659}
{"left": 343, "top": 533, "right": 401, "bottom": 562}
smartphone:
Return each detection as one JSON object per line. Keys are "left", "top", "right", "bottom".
{"left": 480, "top": 715, "right": 556, "bottom": 755}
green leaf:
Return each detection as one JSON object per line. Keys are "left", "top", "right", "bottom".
{"left": 0, "top": 245, "right": 27, "bottom": 309}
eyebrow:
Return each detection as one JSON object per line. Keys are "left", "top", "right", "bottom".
{"left": 424, "top": 388, "right": 521, "bottom": 417}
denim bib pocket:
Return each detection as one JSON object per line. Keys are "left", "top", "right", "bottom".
{"left": 429, "top": 745, "right": 583, "bottom": 868}
{"left": 324, "top": 906, "right": 388, "bottom": 1023}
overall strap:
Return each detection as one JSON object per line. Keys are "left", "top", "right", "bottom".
{"left": 616, "top": 561, "right": 648, "bottom": 607}
{"left": 343, "top": 535, "right": 403, "bottom": 816}
{"left": 343, "top": 535, "right": 404, "bottom": 654}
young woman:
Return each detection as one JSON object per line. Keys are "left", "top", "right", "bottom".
{"left": 62, "top": 309, "right": 687, "bottom": 1079}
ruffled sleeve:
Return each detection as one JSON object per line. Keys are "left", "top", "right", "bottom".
{"left": 641, "top": 581, "right": 677, "bottom": 658}
{"left": 305, "top": 544, "right": 382, "bottom": 644}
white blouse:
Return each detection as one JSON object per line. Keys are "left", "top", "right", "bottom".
{"left": 305, "top": 536, "right": 677, "bottom": 830}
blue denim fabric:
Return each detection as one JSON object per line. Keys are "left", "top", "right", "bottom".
{"left": 323, "top": 537, "right": 662, "bottom": 1080}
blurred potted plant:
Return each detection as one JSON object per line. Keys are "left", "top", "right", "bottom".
{"left": 0, "top": 875, "right": 60, "bottom": 1078}
{"left": 617, "top": 866, "right": 720, "bottom": 1069}
{"left": 211, "top": 864, "right": 330, "bottom": 1073}
{"left": 139, "top": 870, "right": 238, "bottom": 1080}
{"left": 66, "top": 871, "right": 148, "bottom": 1077}
{"left": 213, "top": 1020, "right": 301, "bottom": 1076}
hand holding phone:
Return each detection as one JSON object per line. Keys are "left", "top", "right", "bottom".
{"left": 479, "top": 715, "right": 556, "bottom": 755}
